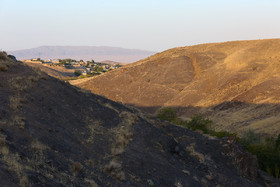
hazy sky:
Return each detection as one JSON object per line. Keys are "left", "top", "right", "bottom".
{"left": 1, "top": 0, "right": 280, "bottom": 52}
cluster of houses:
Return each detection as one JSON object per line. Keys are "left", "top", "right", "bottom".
{"left": 23, "top": 58, "right": 122, "bottom": 76}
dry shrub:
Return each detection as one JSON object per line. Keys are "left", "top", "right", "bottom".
{"left": 112, "top": 128, "right": 133, "bottom": 155}
{"left": 119, "top": 111, "right": 138, "bottom": 125}
{"left": 186, "top": 143, "right": 205, "bottom": 163}
{"left": 84, "top": 179, "right": 99, "bottom": 187}
{"left": 0, "top": 145, "right": 9, "bottom": 155}
{"left": 20, "top": 175, "right": 31, "bottom": 187}
{"left": 11, "top": 115, "right": 25, "bottom": 130}
{"left": 71, "top": 162, "right": 83, "bottom": 175}
{"left": 111, "top": 111, "right": 137, "bottom": 155}
{"left": 0, "top": 52, "right": 7, "bottom": 60}
{"left": 0, "top": 134, "right": 6, "bottom": 145}
{"left": 31, "top": 139, "right": 48, "bottom": 157}
{"left": 104, "top": 160, "right": 125, "bottom": 181}
{"left": 9, "top": 95, "right": 25, "bottom": 110}
{"left": 3, "top": 152, "right": 23, "bottom": 178}
{"left": 0, "top": 64, "right": 8, "bottom": 72}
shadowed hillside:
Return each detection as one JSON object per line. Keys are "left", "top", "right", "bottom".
{"left": 0, "top": 52, "right": 278, "bottom": 186}
{"left": 73, "top": 39, "right": 280, "bottom": 135}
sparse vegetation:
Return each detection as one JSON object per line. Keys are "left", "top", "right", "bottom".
{"left": 157, "top": 107, "right": 176, "bottom": 122}
{"left": 240, "top": 130, "right": 280, "bottom": 179}
{"left": 157, "top": 107, "right": 280, "bottom": 179}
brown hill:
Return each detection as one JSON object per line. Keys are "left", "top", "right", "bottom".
{"left": 0, "top": 51, "right": 277, "bottom": 185}
{"left": 73, "top": 39, "right": 280, "bottom": 136}
{"left": 101, "top": 60, "right": 127, "bottom": 65}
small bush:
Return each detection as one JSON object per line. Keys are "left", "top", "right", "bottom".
{"left": 71, "top": 162, "right": 83, "bottom": 175}
{"left": 185, "top": 115, "right": 212, "bottom": 133}
{"left": 0, "top": 64, "right": 8, "bottom": 72}
{"left": 0, "top": 52, "right": 7, "bottom": 60}
{"left": 240, "top": 129, "right": 261, "bottom": 147}
{"left": 74, "top": 70, "right": 82, "bottom": 76}
{"left": 157, "top": 107, "right": 176, "bottom": 122}
{"left": 240, "top": 131, "right": 280, "bottom": 179}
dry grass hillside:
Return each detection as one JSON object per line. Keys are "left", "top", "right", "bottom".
{"left": 73, "top": 39, "right": 280, "bottom": 135}
{"left": 23, "top": 62, "right": 78, "bottom": 80}
{"left": 2, "top": 51, "right": 278, "bottom": 186}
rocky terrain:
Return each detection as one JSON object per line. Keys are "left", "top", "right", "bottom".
{"left": 9, "top": 46, "right": 156, "bottom": 63}
{"left": 73, "top": 39, "right": 280, "bottom": 136}
{"left": 0, "top": 52, "right": 278, "bottom": 186}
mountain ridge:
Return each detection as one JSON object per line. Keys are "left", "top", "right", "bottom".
{"left": 8, "top": 46, "right": 156, "bottom": 63}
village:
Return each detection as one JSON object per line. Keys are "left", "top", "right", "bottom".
{"left": 22, "top": 58, "right": 122, "bottom": 77}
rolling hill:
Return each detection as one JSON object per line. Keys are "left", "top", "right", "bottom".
{"left": 72, "top": 39, "right": 280, "bottom": 136}
{"left": 1, "top": 51, "right": 276, "bottom": 185}
{"left": 8, "top": 46, "right": 156, "bottom": 63}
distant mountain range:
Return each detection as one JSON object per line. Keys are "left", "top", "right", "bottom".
{"left": 8, "top": 46, "right": 156, "bottom": 63}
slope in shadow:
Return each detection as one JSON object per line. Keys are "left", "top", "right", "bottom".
{"left": 130, "top": 100, "right": 280, "bottom": 136}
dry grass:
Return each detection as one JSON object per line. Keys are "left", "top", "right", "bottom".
{"left": 84, "top": 120, "right": 102, "bottom": 143}
{"left": 103, "top": 102, "right": 119, "bottom": 113}
{"left": 9, "top": 76, "right": 40, "bottom": 91}
{"left": 31, "top": 139, "right": 48, "bottom": 153}
{"left": 111, "top": 111, "right": 137, "bottom": 155}
{"left": 186, "top": 143, "right": 205, "bottom": 163}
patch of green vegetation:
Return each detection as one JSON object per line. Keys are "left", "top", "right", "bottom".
{"left": 157, "top": 107, "right": 280, "bottom": 178}
{"left": 157, "top": 107, "right": 176, "bottom": 122}
{"left": 240, "top": 131, "right": 280, "bottom": 178}
{"left": 93, "top": 66, "right": 105, "bottom": 73}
